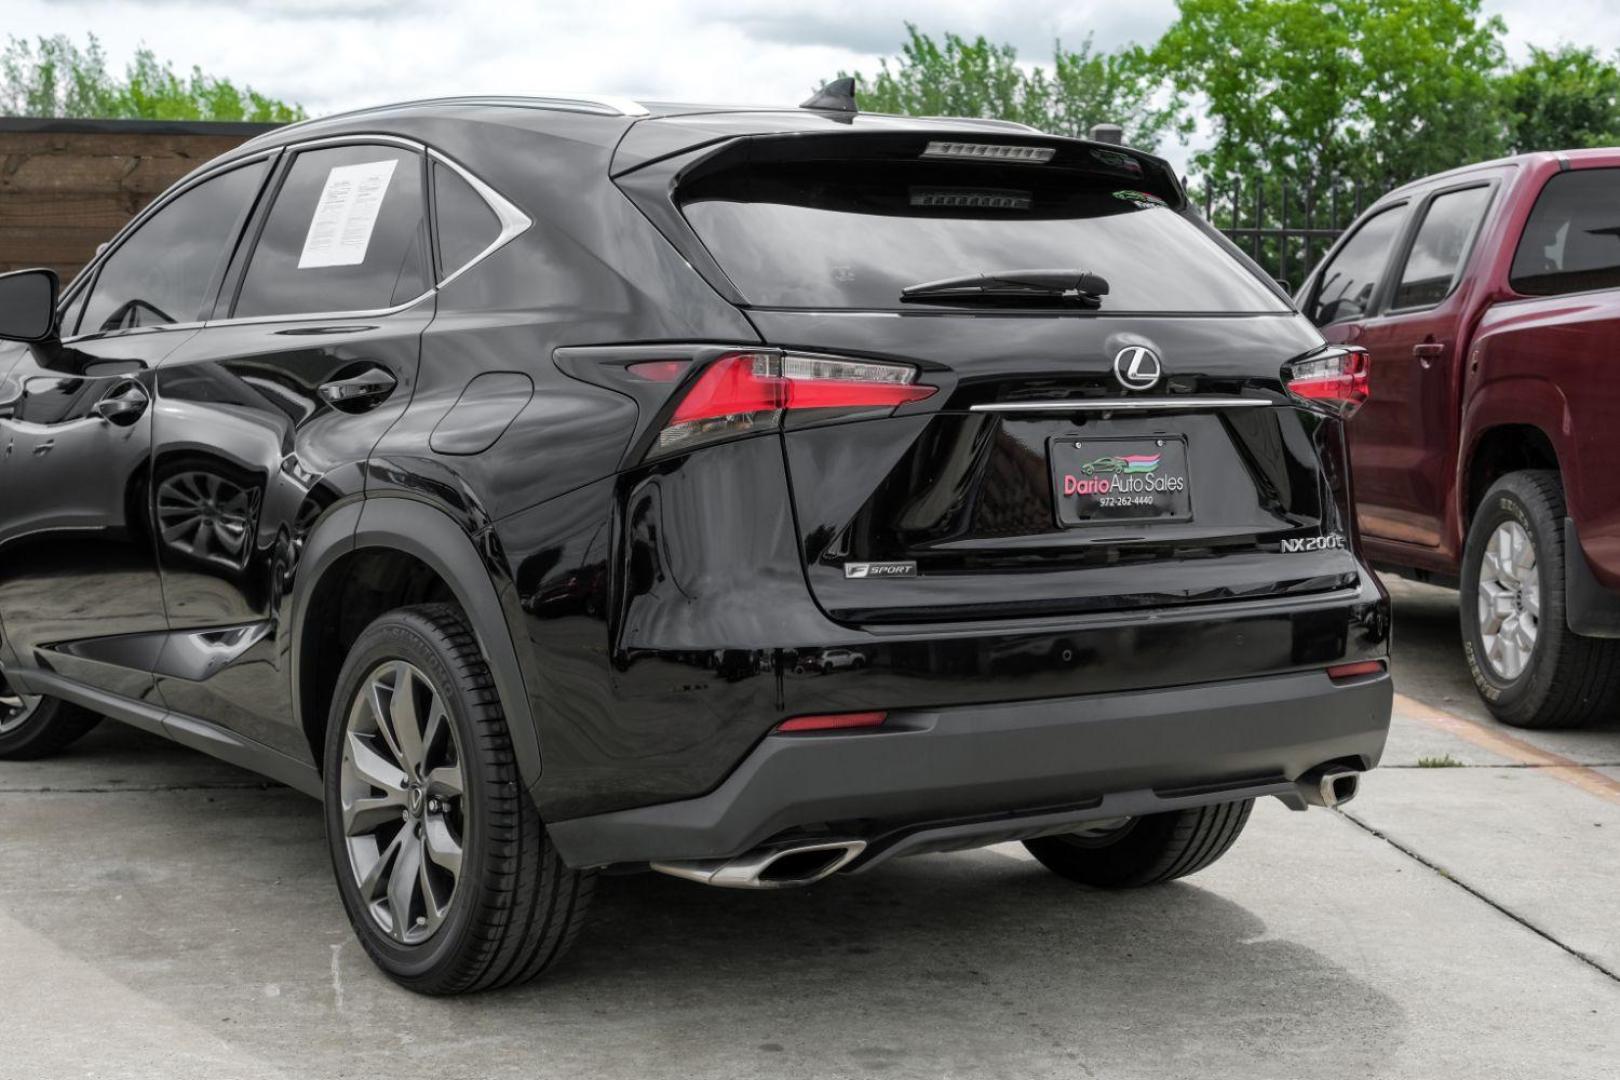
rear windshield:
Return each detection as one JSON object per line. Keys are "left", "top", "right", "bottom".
{"left": 678, "top": 159, "right": 1287, "bottom": 313}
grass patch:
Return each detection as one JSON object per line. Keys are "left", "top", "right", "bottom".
{"left": 1416, "top": 754, "right": 1464, "bottom": 768}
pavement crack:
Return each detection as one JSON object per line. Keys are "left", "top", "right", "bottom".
{"left": 1337, "top": 807, "right": 1620, "bottom": 986}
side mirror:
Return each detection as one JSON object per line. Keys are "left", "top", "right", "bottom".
{"left": 0, "top": 269, "right": 60, "bottom": 344}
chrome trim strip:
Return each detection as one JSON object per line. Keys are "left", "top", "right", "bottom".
{"left": 428, "top": 148, "right": 533, "bottom": 290}
{"left": 969, "top": 397, "right": 1274, "bottom": 413}
{"left": 57, "top": 129, "right": 536, "bottom": 340}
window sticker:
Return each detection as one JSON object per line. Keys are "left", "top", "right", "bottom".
{"left": 297, "top": 159, "right": 398, "bottom": 269}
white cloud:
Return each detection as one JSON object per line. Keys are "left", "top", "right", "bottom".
{"left": 4, "top": 0, "right": 1615, "bottom": 176}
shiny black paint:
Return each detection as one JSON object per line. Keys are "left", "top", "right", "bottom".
{"left": 0, "top": 332, "right": 187, "bottom": 702}
{"left": 150, "top": 309, "right": 427, "bottom": 759}
{"left": 0, "top": 101, "right": 1390, "bottom": 843}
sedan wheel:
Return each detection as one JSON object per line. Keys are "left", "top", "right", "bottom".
{"left": 339, "top": 659, "right": 466, "bottom": 946}
{"left": 0, "top": 678, "right": 42, "bottom": 736}
{"left": 1476, "top": 519, "right": 1539, "bottom": 680}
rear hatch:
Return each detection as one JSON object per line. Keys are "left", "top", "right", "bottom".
{"left": 625, "top": 129, "right": 1363, "bottom": 625}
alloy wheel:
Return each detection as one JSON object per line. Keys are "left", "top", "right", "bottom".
{"left": 1477, "top": 520, "right": 1540, "bottom": 681}
{"left": 338, "top": 660, "right": 466, "bottom": 946}
{"left": 155, "top": 471, "right": 256, "bottom": 567}
{"left": 0, "top": 673, "right": 42, "bottom": 736}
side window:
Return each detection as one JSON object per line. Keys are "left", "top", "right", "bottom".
{"left": 1308, "top": 204, "right": 1410, "bottom": 327}
{"left": 1511, "top": 169, "right": 1620, "bottom": 297}
{"left": 79, "top": 161, "right": 268, "bottom": 335}
{"left": 433, "top": 161, "right": 501, "bottom": 275}
{"left": 1392, "top": 186, "right": 1493, "bottom": 310}
{"left": 234, "top": 145, "right": 429, "bottom": 319}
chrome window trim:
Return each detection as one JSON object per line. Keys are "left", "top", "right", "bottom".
{"left": 969, "top": 397, "right": 1274, "bottom": 413}
{"left": 428, "top": 148, "right": 533, "bottom": 291}
{"left": 57, "top": 130, "right": 533, "bottom": 341}
{"left": 203, "top": 134, "right": 532, "bottom": 330}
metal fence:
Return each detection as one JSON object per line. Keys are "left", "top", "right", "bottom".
{"left": 1199, "top": 177, "right": 1395, "bottom": 290}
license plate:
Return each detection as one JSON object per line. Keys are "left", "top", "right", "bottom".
{"left": 1050, "top": 436, "right": 1192, "bottom": 527}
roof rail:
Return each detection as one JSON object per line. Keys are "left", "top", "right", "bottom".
{"left": 242, "top": 93, "right": 650, "bottom": 146}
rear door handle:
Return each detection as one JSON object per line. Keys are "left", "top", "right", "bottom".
{"left": 320, "top": 366, "right": 398, "bottom": 413}
{"left": 1413, "top": 342, "right": 1446, "bottom": 360}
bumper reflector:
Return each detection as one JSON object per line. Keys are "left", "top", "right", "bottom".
{"left": 1326, "top": 660, "right": 1386, "bottom": 681}
{"left": 775, "top": 711, "right": 888, "bottom": 734}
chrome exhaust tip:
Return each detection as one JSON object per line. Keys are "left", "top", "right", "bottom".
{"left": 1298, "top": 765, "right": 1361, "bottom": 808}
{"left": 651, "top": 839, "right": 866, "bottom": 889}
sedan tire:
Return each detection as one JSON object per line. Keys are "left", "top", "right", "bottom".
{"left": 0, "top": 678, "right": 101, "bottom": 760}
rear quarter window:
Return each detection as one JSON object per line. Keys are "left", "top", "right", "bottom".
{"left": 677, "top": 159, "right": 1287, "bottom": 314}
{"left": 1511, "top": 168, "right": 1620, "bottom": 296}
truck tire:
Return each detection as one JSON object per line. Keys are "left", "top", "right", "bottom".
{"left": 1460, "top": 470, "right": 1620, "bottom": 729}
{"left": 324, "top": 604, "right": 595, "bottom": 994}
{"left": 0, "top": 679, "right": 101, "bottom": 760}
{"left": 1023, "top": 800, "right": 1252, "bottom": 888}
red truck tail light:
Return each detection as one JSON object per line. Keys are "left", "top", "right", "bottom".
{"left": 1285, "top": 347, "right": 1370, "bottom": 417}
{"left": 651, "top": 351, "right": 935, "bottom": 456}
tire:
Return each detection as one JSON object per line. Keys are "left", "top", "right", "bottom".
{"left": 0, "top": 677, "right": 101, "bottom": 761}
{"left": 323, "top": 603, "right": 594, "bottom": 995}
{"left": 1023, "top": 800, "right": 1253, "bottom": 888}
{"left": 1460, "top": 471, "right": 1620, "bottom": 729}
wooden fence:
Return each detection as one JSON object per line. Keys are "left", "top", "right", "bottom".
{"left": 0, "top": 117, "right": 281, "bottom": 284}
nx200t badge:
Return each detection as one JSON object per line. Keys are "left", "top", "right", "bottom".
{"left": 1113, "top": 346, "right": 1163, "bottom": 391}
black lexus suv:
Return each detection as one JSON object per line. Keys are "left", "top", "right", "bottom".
{"left": 0, "top": 88, "right": 1392, "bottom": 995}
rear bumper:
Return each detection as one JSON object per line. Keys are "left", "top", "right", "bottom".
{"left": 546, "top": 667, "right": 1392, "bottom": 869}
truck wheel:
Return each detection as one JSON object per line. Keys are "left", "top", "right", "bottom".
{"left": 1023, "top": 800, "right": 1252, "bottom": 888}
{"left": 0, "top": 676, "right": 101, "bottom": 760}
{"left": 324, "top": 604, "right": 595, "bottom": 995}
{"left": 1460, "top": 471, "right": 1620, "bottom": 729}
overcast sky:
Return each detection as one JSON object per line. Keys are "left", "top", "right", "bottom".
{"left": 8, "top": 0, "right": 1618, "bottom": 172}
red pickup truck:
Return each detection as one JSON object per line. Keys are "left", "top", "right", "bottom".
{"left": 1296, "top": 150, "right": 1620, "bottom": 729}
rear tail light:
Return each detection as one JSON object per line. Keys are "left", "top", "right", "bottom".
{"left": 1285, "top": 347, "right": 1370, "bottom": 417}
{"left": 652, "top": 351, "right": 935, "bottom": 456}
{"left": 775, "top": 711, "right": 887, "bottom": 734}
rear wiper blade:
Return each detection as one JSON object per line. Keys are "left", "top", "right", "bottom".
{"left": 900, "top": 269, "right": 1110, "bottom": 307}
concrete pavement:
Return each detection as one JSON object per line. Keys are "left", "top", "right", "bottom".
{"left": 2, "top": 577, "right": 1618, "bottom": 1079}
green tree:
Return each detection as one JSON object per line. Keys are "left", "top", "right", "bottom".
{"left": 1, "top": 34, "right": 304, "bottom": 122}
{"left": 1152, "top": 0, "right": 1507, "bottom": 194}
{"left": 1499, "top": 45, "right": 1620, "bottom": 152}
{"left": 843, "top": 24, "right": 1181, "bottom": 151}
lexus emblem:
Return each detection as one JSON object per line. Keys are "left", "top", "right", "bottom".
{"left": 1113, "top": 346, "right": 1163, "bottom": 391}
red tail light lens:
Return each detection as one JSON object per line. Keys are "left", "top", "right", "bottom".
{"left": 655, "top": 351, "right": 935, "bottom": 455}
{"left": 1286, "top": 347, "right": 1370, "bottom": 417}
{"left": 775, "top": 711, "right": 888, "bottom": 734}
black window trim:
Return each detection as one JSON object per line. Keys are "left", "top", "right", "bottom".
{"left": 1382, "top": 178, "right": 1499, "bottom": 318}
{"left": 56, "top": 148, "right": 282, "bottom": 344}
{"left": 1506, "top": 164, "right": 1620, "bottom": 302}
{"left": 1303, "top": 199, "right": 1412, "bottom": 328}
